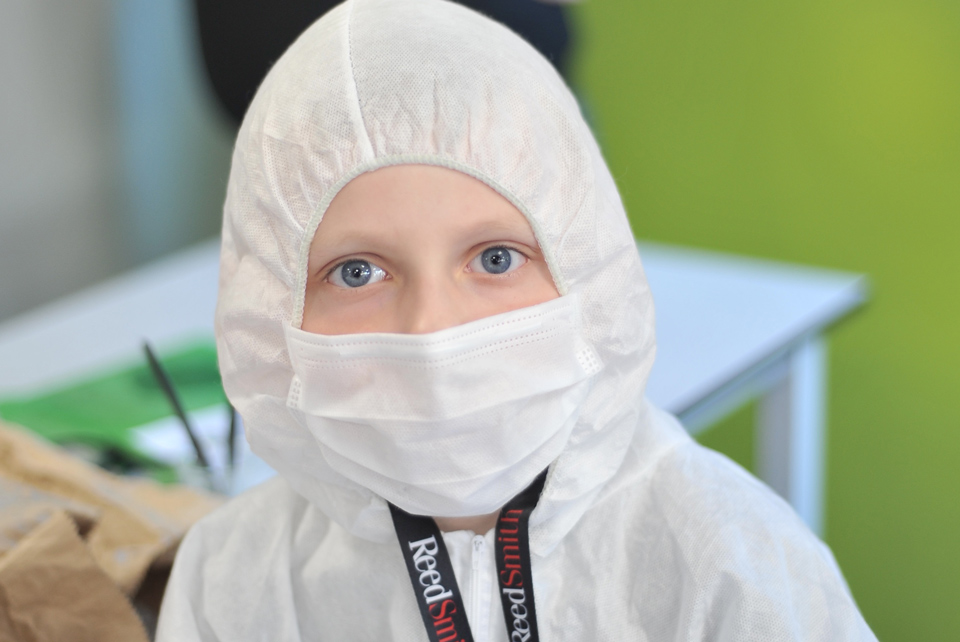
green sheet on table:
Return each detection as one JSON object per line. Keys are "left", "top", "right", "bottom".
{"left": 0, "top": 341, "right": 225, "bottom": 463}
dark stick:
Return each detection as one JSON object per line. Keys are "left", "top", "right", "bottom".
{"left": 142, "top": 341, "right": 211, "bottom": 470}
{"left": 227, "top": 403, "right": 237, "bottom": 472}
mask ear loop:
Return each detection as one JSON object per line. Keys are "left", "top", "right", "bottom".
{"left": 290, "top": 156, "right": 569, "bottom": 329}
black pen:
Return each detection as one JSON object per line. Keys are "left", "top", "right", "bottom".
{"left": 142, "top": 341, "right": 211, "bottom": 470}
{"left": 227, "top": 403, "right": 237, "bottom": 473}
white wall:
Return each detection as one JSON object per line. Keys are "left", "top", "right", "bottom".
{"left": 113, "top": 0, "right": 235, "bottom": 266}
{"left": 0, "top": 1, "right": 121, "bottom": 320}
{"left": 0, "top": 0, "right": 234, "bottom": 323}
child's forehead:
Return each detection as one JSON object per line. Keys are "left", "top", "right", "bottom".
{"left": 311, "top": 164, "right": 542, "bottom": 248}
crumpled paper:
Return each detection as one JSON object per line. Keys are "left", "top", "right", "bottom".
{"left": 0, "top": 511, "right": 148, "bottom": 642}
{"left": 0, "top": 421, "right": 222, "bottom": 641}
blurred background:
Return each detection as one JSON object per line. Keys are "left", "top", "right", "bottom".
{"left": 0, "top": 1, "right": 956, "bottom": 639}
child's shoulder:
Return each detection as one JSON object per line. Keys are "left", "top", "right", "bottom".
{"left": 603, "top": 419, "right": 831, "bottom": 569}
{"left": 167, "top": 475, "right": 335, "bottom": 588}
{"left": 600, "top": 407, "right": 816, "bottom": 546}
{"left": 561, "top": 415, "right": 877, "bottom": 640}
{"left": 158, "top": 476, "right": 324, "bottom": 640}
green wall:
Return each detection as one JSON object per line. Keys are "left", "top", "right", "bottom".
{"left": 570, "top": 1, "right": 959, "bottom": 639}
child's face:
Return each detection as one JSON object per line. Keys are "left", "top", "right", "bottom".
{"left": 302, "top": 164, "right": 559, "bottom": 335}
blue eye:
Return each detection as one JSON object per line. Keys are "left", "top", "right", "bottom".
{"left": 328, "top": 259, "right": 387, "bottom": 288}
{"left": 481, "top": 248, "right": 511, "bottom": 274}
{"left": 470, "top": 246, "right": 526, "bottom": 275}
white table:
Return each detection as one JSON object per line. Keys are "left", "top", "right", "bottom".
{"left": 640, "top": 243, "right": 866, "bottom": 535}
{"left": 0, "top": 239, "right": 865, "bottom": 534}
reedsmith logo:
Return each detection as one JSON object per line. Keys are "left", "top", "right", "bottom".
{"left": 392, "top": 471, "right": 545, "bottom": 642}
{"left": 408, "top": 535, "right": 466, "bottom": 642}
{"left": 497, "top": 508, "right": 534, "bottom": 642}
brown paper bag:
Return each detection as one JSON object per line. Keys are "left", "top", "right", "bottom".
{"left": 0, "top": 421, "right": 223, "bottom": 640}
{"left": 0, "top": 511, "right": 149, "bottom": 642}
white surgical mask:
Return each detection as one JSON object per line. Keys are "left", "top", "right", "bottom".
{"left": 283, "top": 294, "right": 603, "bottom": 517}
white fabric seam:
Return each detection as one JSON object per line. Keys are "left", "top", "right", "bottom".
{"left": 345, "top": 0, "right": 375, "bottom": 160}
{"left": 288, "top": 299, "right": 572, "bottom": 347}
{"left": 293, "top": 154, "right": 570, "bottom": 327}
{"left": 290, "top": 329, "right": 568, "bottom": 369}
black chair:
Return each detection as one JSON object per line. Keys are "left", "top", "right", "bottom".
{"left": 193, "top": 0, "right": 572, "bottom": 126}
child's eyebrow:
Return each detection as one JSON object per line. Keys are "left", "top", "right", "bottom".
{"left": 312, "top": 217, "right": 540, "bottom": 255}
{"left": 456, "top": 219, "right": 541, "bottom": 247}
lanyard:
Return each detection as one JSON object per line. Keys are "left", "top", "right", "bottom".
{"left": 390, "top": 470, "right": 548, "bottom": 642}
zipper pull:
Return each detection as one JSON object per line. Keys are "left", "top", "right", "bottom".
{"left": 472, "top": 535, "right": 485, "bottom": 571}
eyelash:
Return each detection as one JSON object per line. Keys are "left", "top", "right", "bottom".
{"left": 322, "top": 244, "right": 531, "bottom": 285}
{"left": 466, "top": 244, "right": 529, "bottom": 275}
{"left": 483, "top": 243, "right": 527, "bottom": 259}
{"left": 324, "top": 258, "right": 388, "bottom": 288}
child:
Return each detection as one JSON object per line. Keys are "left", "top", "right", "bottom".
{"left": 157, "top": 1, "right": 877, "bottom": 640}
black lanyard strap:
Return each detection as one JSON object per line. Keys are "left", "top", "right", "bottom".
{"left": 390, "top": 502, "right": 475, "bottom": 642}
{"left": 495, "top": 470, "right": 547, "bottom": 642}
{"left": 390, "top": 470, "right": 548, "bottom": 642}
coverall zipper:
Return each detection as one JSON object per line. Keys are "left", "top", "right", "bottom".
{"left": 471, "top": 534, "right": 488, "bottom": 642}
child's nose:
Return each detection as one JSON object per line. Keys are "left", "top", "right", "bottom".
{"left": 397, "top": 277, "right": 466, "bottom": 334}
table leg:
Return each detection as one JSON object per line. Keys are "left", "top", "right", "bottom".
{"left": 757, "top": 336, "right": 827, "bottom": 536}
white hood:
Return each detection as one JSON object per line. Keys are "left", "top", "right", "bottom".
{"left": 160, "top": 2, "right": 877, "bottom": 640}
{"left": 215, "top": 0, "right": 654, "bottom": 554}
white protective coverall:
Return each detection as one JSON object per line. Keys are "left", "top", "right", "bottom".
{"left": 156, "top": 0, "right": 877, "bottom": 640}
